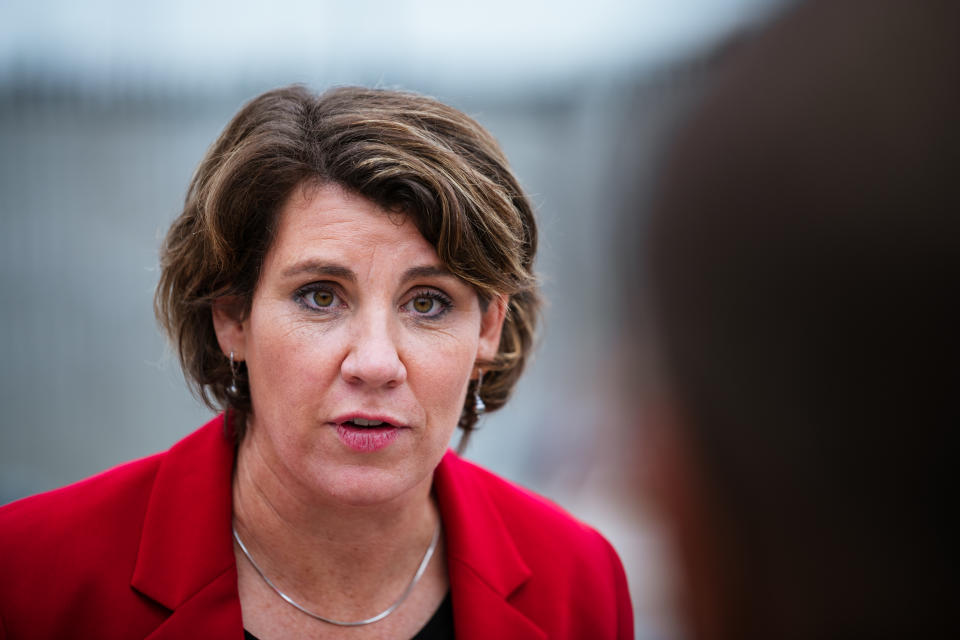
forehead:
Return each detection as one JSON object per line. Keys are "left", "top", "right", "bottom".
{"left": 266, "top": 183, "right": 439, "bottom": 267}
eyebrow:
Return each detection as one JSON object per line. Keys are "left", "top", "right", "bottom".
{"left": 280, "top": 261, "right": 454, "bottom": 284}
{"left": 401, "top": 265, "right": 455, "bottom": 283}
{"left": 281, "top": 261, "right": 356, "bottom": 281}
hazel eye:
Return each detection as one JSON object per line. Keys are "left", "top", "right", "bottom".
{"left": 412, "top": 296, "right": 436, "bottom": 314}
{"left": 403, "top": 290, "right": 452, "bottom": 319}
{"left": 296, "top": 284, "right": 342, "bottom": 311}
{"left": 311, "top": 290, "right": 335, "bottom": 308}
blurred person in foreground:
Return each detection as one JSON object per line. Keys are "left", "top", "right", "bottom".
{"left": 0, "top": 86, "right": 632, "bottom": 639}
{"left": 627, "top": 0, "right": 957, "bottom": 637}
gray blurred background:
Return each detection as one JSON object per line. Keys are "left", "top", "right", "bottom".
{"left": 0, "top": 1, "right": 790, "bottom": 637}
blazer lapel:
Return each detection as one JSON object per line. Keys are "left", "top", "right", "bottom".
{"left": 130, "top": 426, "right": 547, "bottom": 638}
{"left": 434, "top": 451, "right": 547, "bottom": 640}
{"left": 143, "top": 569, "right": 240, "bottom": 640}
{"left": 131, "top": 415, "right": 244, "bottom": 638}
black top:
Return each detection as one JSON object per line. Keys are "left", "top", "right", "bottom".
{"left": 243, "top": 591, "right": 454, "bottom": 640}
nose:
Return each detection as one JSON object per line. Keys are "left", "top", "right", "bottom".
{"left": 340, "top": 314, "right": 407, "bottom": 389}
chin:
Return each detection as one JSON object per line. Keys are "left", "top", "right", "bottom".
{"left": 310, "top": 461, "right": 431, "bottom": 508}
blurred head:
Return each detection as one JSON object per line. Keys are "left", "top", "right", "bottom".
{"left": 156, "top": 85, "right": 540, "bottom": 446}
{"left": 626, "top": 0, "right": 958, "bottom": 637}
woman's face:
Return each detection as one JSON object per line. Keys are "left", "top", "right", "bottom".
{"left": 214, "top": 183, "right": 505, "bottom": 507}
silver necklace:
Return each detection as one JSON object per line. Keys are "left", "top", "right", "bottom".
{"left": 232, "top": 521, "right": 441, "bottom": 627}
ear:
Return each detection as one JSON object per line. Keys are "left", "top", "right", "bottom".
{"left": 475, "top": 293, "right": 508, "bottom": 366}
{"left": 211, "top": 296, "right": 247, "bottom": 360}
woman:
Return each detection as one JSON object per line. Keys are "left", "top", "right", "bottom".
{"left": 0, "top": 86, "right": 632, "bottom": 639}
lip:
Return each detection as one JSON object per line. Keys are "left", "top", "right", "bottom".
{"left": 330, "top": 413, "right": 408, "bottom": 453}
{"left": 330, "top": 412, "right": 408, "bottom": 429}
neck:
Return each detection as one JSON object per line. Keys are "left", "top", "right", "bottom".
{"left": 230, "top": 428, "right": 442, "bottom": 610}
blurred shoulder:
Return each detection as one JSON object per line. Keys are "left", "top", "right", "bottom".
{"left": 0, "top": 418, "right": 234, "bottom": 638}
{"left": 0, "top": 450, "right": 175, "bottom": 638}
{"left": 437, "top": 451, "right": 633, "bottom": 637}
{"left": 0, "top": 416, "right": 227, "bottom": 536}
{"left": 0, "top": 450, "right": 164, "bottom": 546}
{"left": 439, "top": 451, "right": 624, "bottom": 564}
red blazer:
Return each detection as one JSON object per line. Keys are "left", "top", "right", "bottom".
{"left": 0, "top": 415, "right": 632, "bottom": 639}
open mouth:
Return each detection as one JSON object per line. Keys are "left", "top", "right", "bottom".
{"left": 336, "top": 418, "right": 403, "bottom": 452}
{"left": 342, "top": 418, "right": 396, "bottom": 429}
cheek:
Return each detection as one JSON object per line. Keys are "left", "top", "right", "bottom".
{"left": 405, "top": 336, "right": 478, "bottom": 419}
{"left": 246, "top": 314, "right": 339, "bottom": 401}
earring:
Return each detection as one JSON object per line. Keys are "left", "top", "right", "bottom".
{"left": 473, "top": 370, "right": 486, "bottom": 416}
{"left": 227, "top": 351, "right": 240, "bottom": 397}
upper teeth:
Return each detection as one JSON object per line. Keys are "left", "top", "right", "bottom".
{"left": 352, "top": 418, "right": 385, "bottom": 427}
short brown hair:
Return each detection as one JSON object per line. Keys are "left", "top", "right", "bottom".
{"left": 155, "top": 85, "right": 540, "bottom": 444}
